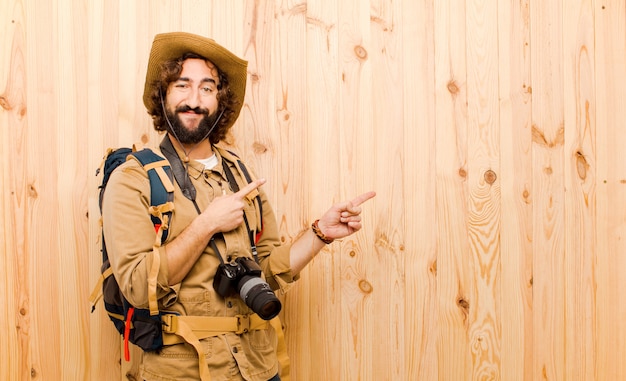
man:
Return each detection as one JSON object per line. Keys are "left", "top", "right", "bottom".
{"left": 102, "top": 32, "right": 375, "bottom": 381}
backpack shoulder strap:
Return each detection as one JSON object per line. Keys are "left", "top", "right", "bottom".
{"left": 129, "top": 148, "right": 175, "bottom": 316}
{"left": 130, "top": 149, "right": 175, "bottom": 242}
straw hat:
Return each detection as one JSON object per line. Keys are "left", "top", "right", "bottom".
{"left": 143, "top": 32, "right": 248, "bottom": 127}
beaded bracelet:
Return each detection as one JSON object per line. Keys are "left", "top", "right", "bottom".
{"left": 311, "top": 219, "right": 334, "bottom": 244}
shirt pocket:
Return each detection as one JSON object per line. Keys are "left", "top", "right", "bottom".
{"left": 247, "top": 328, "right": 272, "bottom": 351}
{"left": 178, "top": 290, "right": 214, "bottom": 316}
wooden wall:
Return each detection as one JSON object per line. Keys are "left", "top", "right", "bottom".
{"left": 1, "top": 0, "right": 625, "bottom": 380}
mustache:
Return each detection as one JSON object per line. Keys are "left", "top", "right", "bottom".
{"left": 175, "top": 105, "right": 209, "bottom": 115}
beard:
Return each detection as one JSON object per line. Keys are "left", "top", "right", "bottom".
{"left": 165, "top": 105, "right": 221, "bottom": 145}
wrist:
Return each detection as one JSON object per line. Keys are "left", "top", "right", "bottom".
{"left": 311, "top": 219, "right": 334, "bottom": 244}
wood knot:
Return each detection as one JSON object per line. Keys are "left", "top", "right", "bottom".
{"left": 252, "top": 142, "right": 268, "bottom": 155}
{"left": 0, "top": 95, "right": 11, "bottom": 110}
{"left": 458, "top": 168, "right": 467, "bottom": 178}
{"left": 358, "top": 279, "right": 373, "bottom": 294}
{"left": 28, "top": 184, "right": 38, "bottom": 198}
{"left": 354, "top": 45, "right": 368, "bottom": 60}
{"left": 447, "top": 80, "right": 459, "bottom": 95}
{"left": 430, "top": 260, "right": 437, "bottom": 276}
{"left": 484, "top": 170, "right": 497, "bottom": 185}
{"left": 522, "top": 188, "right": 530, "bottom": 204}
{"left": 575, "top": 151, "right": 588, "bottom": 180}
{"left": 457, "top": 297, "right": 469, "bottom": 311}
{"left": 277, "top": 109, "right": 290, "bottom": 122}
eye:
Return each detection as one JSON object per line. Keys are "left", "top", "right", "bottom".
{"left": 201, "top": 85, "right": 216, "bottom": 94}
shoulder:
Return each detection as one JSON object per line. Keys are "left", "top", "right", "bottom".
{"left": 106, "top": 154, "right": 151, "bottom": 194}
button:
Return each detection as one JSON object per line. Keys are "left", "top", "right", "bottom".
{"left": 203, "top": 173, "right": 209, "bottom": 179}
{"left": 227, "top": 301, "right": 233, "bottom": 308}
{"left": 233, "top": 347, "right": 238, "bottom": 353}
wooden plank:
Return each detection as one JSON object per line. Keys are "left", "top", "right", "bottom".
{"left": 466, "top": 0, "right": 502, "bottom": 379}
{"left": 1, "top": 2, "right": 28, "bottom": 380}
{"left": 336, "top": 0, "right": 375, "bottom": 379}
{"left": 368, "top": 0, "right": 406, "bottom": 379}
{"left": 55, "top": 0, "right": 91, "bottom": 379}
{"left": 401, "top": 0, "right": 438, "bottom": 380}
{"left": 87, "top": 0, "right": 126, "bottom": 379}
{"left": 433, "top": 0, "right": 471, "bottom": 379}
{"left": 302, "top": 0, "right": 342, "bottom": 379}
{"left": 237, "top": 0, "right": 277, "bottom": 203}
{"left": 530, "top": 0, "right": 567, "bottom": 379}
{"left": 180, "top": 0, "right": 212, "bottom": 37}
{"left": 21, "top": 0, "right": 63, "bottom": 379}
{"left": 119, "top": 0, "right": 172, "bottom": 148}
{"left": 265, "top": 1, "right": 311, "bottom": 379}
{"left": 594, "top": 1, "right": 626, "bottom": 380}
{"left": 562, "top": 1, "right": 597, "bottom": 380}
{"left": 497, "top": 0, "right": 533, "bottom": 380}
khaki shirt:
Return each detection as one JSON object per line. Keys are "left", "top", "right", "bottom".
{"left": 102, "top": 143, "right": 296, "bottom": 381}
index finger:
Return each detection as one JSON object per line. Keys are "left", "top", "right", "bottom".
{"left": 350, "top": 191, "right": 376, "bottom": 207}
{"left": 234, "top": 178, "right": 266, "bottom": 199}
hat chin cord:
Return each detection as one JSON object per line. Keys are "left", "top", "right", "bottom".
{"left": 159, "top": 88, "right": 224, "bottom": 162}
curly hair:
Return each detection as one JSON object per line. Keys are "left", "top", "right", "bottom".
{"left": 146, "top": 52, "right": 239, "bottom": 145}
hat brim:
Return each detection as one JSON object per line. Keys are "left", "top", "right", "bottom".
{"left": 143, "top": 32, "right": 248, "bottom": 128}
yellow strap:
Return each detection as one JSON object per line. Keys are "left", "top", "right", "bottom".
{"left": 171, "top": 317, "right": 213, "bottom": 381}
{"left": 147, "top": 246, "right": 160, "bottom": 316}
{"left": 131, "top": 142, "right": 144, "bottom": 152}
{"left": 161, "top": 314, "right": 290, "bottom": 380}
{"left": 162, "top": 314, "right": 269, "bottom": 344}
{"left": 88, "top": 267, "right": 113, "bottom": 307}
{"left": 148, "top": 202, "right": 174, "bottom": 220}
{"left": 147, "top": 210, "right": 171, "bottom": 316}
{"left": 96, "top": 148, "right": 115, "bottom": 175}
{"left": 271, "top": 317, "right": 290, "bottom": 381}
{"left": 154, "top": 166, "right": 175, "bottom": 192}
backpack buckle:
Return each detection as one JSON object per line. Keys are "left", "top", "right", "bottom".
{"left": 235, "top": 314, "right": 250, "bottom": 334}
{"left": 162, "top": 314, "right": 177, "bottom": 334}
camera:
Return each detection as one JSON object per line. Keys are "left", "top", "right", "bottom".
{"left": 213, "top": 257, "right": 282, "bottom": 320}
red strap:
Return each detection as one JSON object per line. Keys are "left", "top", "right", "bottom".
{"left": 255, "top": 222, "right": 264, "bottom": 244}
{"left": 154, "top": 224, "right": 161, "bottom": 233}
{"left": 124, "top": 307, "right": 135, "bottom": 362}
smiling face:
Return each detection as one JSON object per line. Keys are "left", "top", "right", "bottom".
{"left": 164, "top": 58, "right": 222, "bottom": 145}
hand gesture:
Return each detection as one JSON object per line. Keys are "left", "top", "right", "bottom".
{"left": 201, "top": 178, "right": 266, "bottom": 233}
{"left": 316, "top": 191, "right": 376, "bottom": 240}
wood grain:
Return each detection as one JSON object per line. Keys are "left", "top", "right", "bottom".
{"left": 434, "top": 0, "right": 472, "bottom": 380}
{"left": 563, "top": 2, "right": 597, "bottom": 380}
{"left": 594, "top": 1, "right": 626, "bottom": 380}
{"left": 1, "top": 1, "right": 625, "bottom": 380}
{"left": 531, "top": 1, "right": 567, "bottom": 380}
{"left": 498, "top": 0, "right": 533, "bottom": 380}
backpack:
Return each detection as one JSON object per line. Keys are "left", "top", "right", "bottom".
{"left": 89, "top": 146, "right": 175, "bottom": 361}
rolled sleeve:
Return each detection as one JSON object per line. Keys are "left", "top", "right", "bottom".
{"left": 264, "top": 243, "right": 299, "bottom": 292}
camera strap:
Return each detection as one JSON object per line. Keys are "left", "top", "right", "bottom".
{"left": 161, "top": 134, "right": 261, "bottom": 264}
{"left": 222, "top": 162, "right": 260, "bottom": 262}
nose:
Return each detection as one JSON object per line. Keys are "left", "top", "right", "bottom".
{"left": 185, "top": 87, "right": 201, "bottom": 108}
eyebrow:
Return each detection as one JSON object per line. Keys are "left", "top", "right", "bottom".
{"left": 177, "top": 77, "right": 218, "bottom": 85}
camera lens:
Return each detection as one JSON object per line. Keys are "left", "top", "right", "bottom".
{"left": 237, "top": 275, "right": 282, "bottom": 320}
